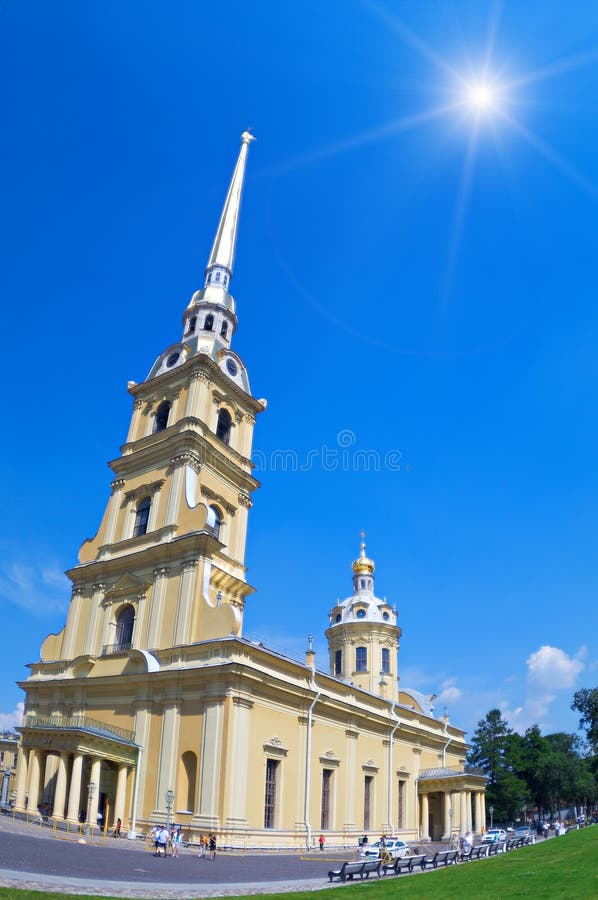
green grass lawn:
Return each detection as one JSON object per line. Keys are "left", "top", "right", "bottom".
{"left": 1, "top": 826, "right": 596, "bottom": 900}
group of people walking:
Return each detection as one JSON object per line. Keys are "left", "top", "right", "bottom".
{"left": 151, "top": 824, "right": 182, "bottom": 858}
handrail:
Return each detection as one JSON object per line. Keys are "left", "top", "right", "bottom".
{"left": 23, "top": 714, "right": 135, "bottom": 744}
{"left": 419, "top": 765, "right": 486, "bottom": 778}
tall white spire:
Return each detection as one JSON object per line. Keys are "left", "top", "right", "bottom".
{"left": 204, "top": 130, "right": 255, "bottom": 290}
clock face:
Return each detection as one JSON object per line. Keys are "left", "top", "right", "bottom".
{"left": 166, "top": 352, "right": 179, "bottom": 368}
{"left": 226, "top": 358, "right": 238, "bottom": 376}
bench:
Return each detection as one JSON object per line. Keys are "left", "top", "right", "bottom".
{"left": 488, "top": 841, "right": 507, "bottom": 856}
{"left": 381, "top": 855, "right": 412, "bottom": 876}
{"left": 407, "top": 854, "right": 427, "bottom": 871}
{"left": 423, "top": 850, "right": 459, "bottom": 868}
{"left": 328, "top": 860, "right": 381, "bottom": 882}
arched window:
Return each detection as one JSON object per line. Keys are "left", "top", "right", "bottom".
{"left": 216, "top": 408, "right": 232, "bottom": 444}
{"left": 334, "top": 649, "right": 342, "bottom": 675}
{"left": 186, "top": 315, "right": 197, "bottom": 335}
{"left": 360, "top": 579, "right": 365, "bottom": 590}
{"left": 206, "top": 505, "right": 221, "bottom": 539}
{"left": 215, "top": 272, "right": 221, "bottom": 282}
{"left": 133, "top": 497, "right": 151, "bottom": 537}
{"left": 115, "top": 605, "right": 134, "bottom": 650}
{"left": 220, "top": 321, "right": 228, "bottom": 338}
{"left": 153, "top": 401, "right": 170, "bottom": 433}
{"left": 204, "top": 314, "right": 214, "bottom": 332}
{"left": 356, "top": 646, "right": 367, "bottom": 672}
{"left": 178, "top": 751, "right": 198, "bottom": 812}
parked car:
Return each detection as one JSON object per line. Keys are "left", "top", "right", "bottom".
{"left": 481, "top": 828, "right": 508, "bottom": 843}
{"left": 364, "top": 838, "right": 410, "bottom": 858}
{"left": 515, "top": 826, "right": 535, "bottom": 842}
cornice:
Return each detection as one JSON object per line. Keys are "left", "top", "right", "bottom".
{"left": 128, "top": 353, "right": 265, "bottom": 415}
{"left": 113, "top": 425, "right": 260, "bottom": 494}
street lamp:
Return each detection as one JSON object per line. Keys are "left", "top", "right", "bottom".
{"left": 489, "top": 805, "right": 494, "bottom": 829}
{"left": 87, "top": 781, "right": 96, "bottom": 828}
{"left": 165, "top": 789, "right": 175, "bottom": 829}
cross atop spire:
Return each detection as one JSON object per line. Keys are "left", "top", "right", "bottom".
{"left": 204, "top": 130, "right": 255, "bottom": 290}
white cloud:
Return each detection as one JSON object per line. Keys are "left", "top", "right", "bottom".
{"left": 0, "top": 702, "right": 24, "bottom": 730}
{"left": 526, "top": 645, "right": 585, "bottom": 691}
{"left": 0, "top": 560, "right": 69, "bottom": 615}
{"left": 436, "top": 678, "right": 462, "bottom": 704}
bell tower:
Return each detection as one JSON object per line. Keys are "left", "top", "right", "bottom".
{"left": 46, "top": 131, "right": 265, "bottom": 666}
{"left": 325, "top": 536, "right": 401, "bottom": 702}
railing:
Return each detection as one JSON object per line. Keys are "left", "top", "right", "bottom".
{"left": 101, "top": 641, "right": 132, "bottom": 656}
{"left": 23, "top": 714, "right": 135, "bottom": 744}
{"left": 419, "top": 765, "right": 486, "bottom": 778}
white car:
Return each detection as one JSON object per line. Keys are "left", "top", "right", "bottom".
{"left": 481, "top": 828, "right": 508, "bottom": 843}
{"left": 364, "top": 838, "right": 409, "bottom": 858}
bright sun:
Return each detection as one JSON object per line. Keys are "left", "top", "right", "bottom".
{"left": 466, "top": 82, "right": 497, "bottom": 111}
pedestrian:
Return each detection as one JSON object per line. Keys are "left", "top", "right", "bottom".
{"left": 209, "top": 832, "right": 217, "bottom": 860}
{"left": 112, "top": 818, "right": 122, "bottom": 838}
{"left": 152, "top": 824, "right": 161, "bottom": 856}
{"left": 319, "top": 834, "right": 325, "bottom": 851}
{"left": 171, "top": 826, "right": 180, "bottom": 858}
{"left": 199, "top": 833, "right": 208, "bottom": 858}
{"left": 158, "top": 825, "right": 169, "bottom": 857}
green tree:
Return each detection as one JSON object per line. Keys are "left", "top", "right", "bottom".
{"left": 572, "top": 688, "right": 598, "bottom": 754}
{"left": 468, "top": 709, "right": 529, "bottom": 824}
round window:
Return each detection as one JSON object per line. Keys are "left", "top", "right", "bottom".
{"left": 335, "top": 613, "right": 341, "bottom": 623}
{"left": 166, "top": 352, "right": 179, "bottom": 368}
{"left": 226, "top": 358, "right": 238, "bottom": 376}
{"left": 356, "top": 609, "right": 366, "bottom": 619}
{"left": 382, "top": 612, "right": 390, "bottom": 621}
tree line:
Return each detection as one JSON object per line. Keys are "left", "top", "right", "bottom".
{"left": 466, "top": 688, "right": 598, "bottom": 824}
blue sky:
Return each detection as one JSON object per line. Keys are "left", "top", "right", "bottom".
{"left": 2, "top": 0, "right": 598, "bottom": 741}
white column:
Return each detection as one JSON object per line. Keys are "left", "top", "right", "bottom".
{"left": 52, "top": 752, "right": 69, "bottom": 820}
{"left": 344, "top": 728, "right": 358, "bottom": 831}
{"left": 165, "top": 456, "right": 186, "bottom": 526}
{"left": 185, "top": 371, "right": 208, "bottom": 419}
{"left": 195, "top": 699, "right": 224, "bottom": 827}
{"left": 88, "top": 757, "right": 102, "bottom": 828}
{"left": 224, "top": 697, "right": 253, "bottom": 826}
{"left": 104, "top": 478, "right": 126, "bottom": 545}
{"left": 132, "top": 592, "right": 146, "bottom": 650}
{"left": 480, "top": 791, "right": 486, "bottom": 830}
{"left": 420, "top": 792, "right": 429, "bottom": 840}
{"left": 460, "top": 790, "right": 467, "bottom": 835}
{"left": 155, "top": 702, "right": 179, "bottom": 814}
{"left": 442, "top": 791, "right": 452, "bottom": 840}
{"left": 474, "top": 791, "right": 482, "bottom": 833}
{"left": 67, "top": 753, "right": 84, "bottom": 823}
{"left": 114, "top": 765, "right": 128, "bottom": 827}
{"left": 26, "top": 749, "right": 42, "bottom": 813}
{"left": 466, "top": 790, "right": 472, "bottom": 831}
{"left": 173, "top": 559, "right": 199, "bottom": 645}
{"left": 84, "top": 583, "right": 106, "bottom": 656}
{"left": 62, "top": 588, "right": 85, "bottom": 659}
{"left": 14, "top": 748, "right": 29, "bottom": 812}
{"left": 126, "top": 398, "right": 145, "bottom": 442}
{"left": 147, "top": 568, "right": 169, "bottom": 648}
{"left": 99, "top": 600, "right": 113, "bottom": 654}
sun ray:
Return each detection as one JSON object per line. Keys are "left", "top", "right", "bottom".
{"left": 504, "top": 44, "right": 598, "bottom": 91}
{"left": 482, "top": 0, "right": 503, "bottom": 81}
{"left": 497, "top": 109, "right": 598, "bottom": 200}
{"left": 436, "top": 124, "right": 480, "bottom": 341}
{"left": 365, "top": 0, "right": 467, "bottom": 86}
{"left": 265, "top": 101, "right": 463, "bottom": 175}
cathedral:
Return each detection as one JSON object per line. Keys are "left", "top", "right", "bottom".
{"left": 15, "top": 133, "right": 485, "bottom": 847}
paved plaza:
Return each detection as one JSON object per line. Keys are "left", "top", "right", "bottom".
{"left": 0, "top": 818, "right": 350, "bottom": 897}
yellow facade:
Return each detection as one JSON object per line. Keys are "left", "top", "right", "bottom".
{"left": 16, "top": 135, "right": 485, "bottom": 847}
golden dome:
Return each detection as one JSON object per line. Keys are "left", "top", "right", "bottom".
{"left": 352, "top": 535, "right": 375, "bottom": 575}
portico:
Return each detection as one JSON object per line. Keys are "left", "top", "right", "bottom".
{"left": 15, "top": 715, "right": 137, "bottom": 828}
{"left": 417, "top": 767, "right": 487, "bottom": 840}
